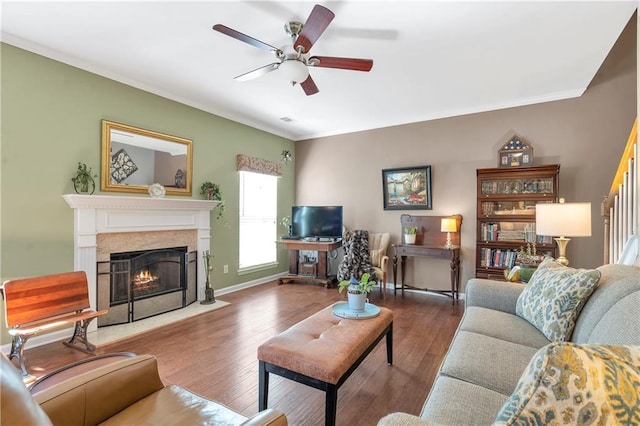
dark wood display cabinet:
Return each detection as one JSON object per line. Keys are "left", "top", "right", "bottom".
{"left": 476, "top": 164, "right": 560, "bottom": 279}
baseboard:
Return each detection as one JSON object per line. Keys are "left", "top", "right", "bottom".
{"left": 215, "top": 272, "right": 286, "bottom": 296}
{"left": 2, "top": 272, "right": 287, "bottom": 356}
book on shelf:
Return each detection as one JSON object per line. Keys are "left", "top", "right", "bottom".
{"left": 481, "top": 222, "right": 544, "bottom": 243}
{"left": 536, "top": 235, "right": 553, "bottom": 244}
{"left": 498, "top": 230, "right": 526, "bottom": 241}
{"left": 481, "top": 248, "right": 518, "bottom": 269}
{"left": 481, "top": 223, "right": 499, "bottom": 241}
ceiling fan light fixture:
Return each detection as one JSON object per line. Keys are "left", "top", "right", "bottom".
{"left": 214, "top": 4, "right": 371, "bottom": 95}
{"left": 279, "top": 59, "right": 309, "bottom": 84}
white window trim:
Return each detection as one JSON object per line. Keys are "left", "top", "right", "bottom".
{"left": 237, "top": 261, "right": 279, "bottom": 276}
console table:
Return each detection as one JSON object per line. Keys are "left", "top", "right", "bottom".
{"left": 277, "top": 240, "right": 342, "bottom": 288}
{"left": 392, "top": 214, "right": 462, "bottom": 304}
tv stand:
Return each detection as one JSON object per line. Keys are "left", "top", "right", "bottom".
{"left": 277, "top": 239, "right": 343, "bottom": 288}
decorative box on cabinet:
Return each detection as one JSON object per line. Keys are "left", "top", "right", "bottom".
{"left": 476, "top": 164, "right": 560, "bottom": 279}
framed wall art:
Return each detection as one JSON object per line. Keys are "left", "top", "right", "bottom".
{"left": 382, "top": 165, "right": 432, "bottom": 210}
{"left": 110, "top": 148, "right": 139, "bottom": 183}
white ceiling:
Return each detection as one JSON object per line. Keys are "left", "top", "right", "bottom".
{"left": 1, "top": 1, "right": 636, "bottom": 141}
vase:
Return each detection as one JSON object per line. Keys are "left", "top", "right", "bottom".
{"left": 73, "top": 176, "right": 95, "bottom": 195}
{"left": 347, "top": 286, "right": 367, "bottom": 312}
{"left": 518, "top": 265, "right": 537, "bottom": 283}
{"left": 404, "top": 234, "right": 416, "bottom": 244}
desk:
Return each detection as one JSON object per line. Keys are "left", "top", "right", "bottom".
{"left": 392, "top": 214, "right": 463, "bottom": 305}
{"left": 392, "top": 244, "right": 461, "bottom": 304}
{"left": 277, "top": 240, "right": 342, "bottom": 287}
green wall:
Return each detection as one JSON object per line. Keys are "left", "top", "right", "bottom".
{"left": 0, "top": 43, "right": 294, "bottom": 342}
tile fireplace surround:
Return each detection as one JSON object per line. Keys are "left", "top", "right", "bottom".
{"left": 63, "top": 194, "right": 219, "bottom": 334}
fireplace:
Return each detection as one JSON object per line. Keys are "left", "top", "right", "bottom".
{"left": 97, "top": 247, "right": 197, "bottom": 326}
{"left": 63, "top": 194, "right": 220, "bottom": 335}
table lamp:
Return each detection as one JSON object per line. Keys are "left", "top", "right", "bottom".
{"left": 535, "top": 200, "right": 591, "bottom": 266}
{"left": 441, "top": 217, "right": 457, "bottom": 249}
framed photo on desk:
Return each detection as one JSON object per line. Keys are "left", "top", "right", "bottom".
{"left": 382, "top": 165, "right": 432, "bottom": 210}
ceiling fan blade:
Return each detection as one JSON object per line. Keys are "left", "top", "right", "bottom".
{"left": 300, "top": 75, "right": 319, "bottom": 96}
{"left": 234, "top": 63, "right": 280, "bottom": 82}
{"left": 213, "top": 24, "right": 282, "bottom": 56}
{"left": 294, "top": 5, "right": 335, "bottom": 53}
{"left": 309, "top": 56, "right": 373, "bottom": 72}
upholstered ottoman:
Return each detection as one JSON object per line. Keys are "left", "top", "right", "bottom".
{"left": 258, "top": 303, "right": 393, "bottom": 426}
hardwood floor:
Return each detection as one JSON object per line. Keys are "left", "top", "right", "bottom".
{"left": 19, "top": 282, "right": 464, "bottom": 426}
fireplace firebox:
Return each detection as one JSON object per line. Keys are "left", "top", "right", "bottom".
{"left": 97, "top": 247, "right": 197, "bottom": 327}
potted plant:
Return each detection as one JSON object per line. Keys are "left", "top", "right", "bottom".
{"left": 404, "top": 226, "right": 418, "bottom": 244}
{"left": 200, "top": 181, "right": 225, "bottom": 219}
{"left": 338, "top": 273, "right": 376, "bottom": 312}
{"left": 71, "top": 162, "right": 97, "bottom": 195}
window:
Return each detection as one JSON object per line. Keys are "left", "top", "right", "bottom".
{"left": 239, "top": 171, "right": 277, "bottom": 272}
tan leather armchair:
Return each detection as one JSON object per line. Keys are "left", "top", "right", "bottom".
{"left": 368, "top": 232, "right": 390, "bottom": 298}
{"left": 1, "top": 352, "right": 287, "bottom": 426}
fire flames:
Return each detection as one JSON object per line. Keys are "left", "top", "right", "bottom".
{"left": 132, "top": 270, "right": 159, "bottom": 292}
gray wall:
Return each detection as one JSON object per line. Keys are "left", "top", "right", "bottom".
{"left": 296, "top": 15, "right": 637, "bottom": 292}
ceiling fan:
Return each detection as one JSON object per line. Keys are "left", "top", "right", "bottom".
{"left": 213, "top": 4, "right": 373, "bottom": 96}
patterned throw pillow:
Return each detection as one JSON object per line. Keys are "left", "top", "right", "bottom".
{"left": 494, "top": 343, "right": 640, "bottom": 425}
{"left": 516, "top": 257, "right": 601, "bottom": 342}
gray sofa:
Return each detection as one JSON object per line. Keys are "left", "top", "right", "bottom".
{"left": 379, "top": 263, "right": 640, "bottom": 425}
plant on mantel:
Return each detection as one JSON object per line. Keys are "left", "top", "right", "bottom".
{"left": 200, "top": 181, "right": 224, "bottom": 220}
{"left": 71, "top": 162, "right": 97, "bottom": 195}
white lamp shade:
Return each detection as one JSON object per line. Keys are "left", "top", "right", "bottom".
{"left": 536, "top": 202, "right": 592, "bottom": 237}
{"left": 441, "top": 218, "right": 457, "bottom": 233}
{"left": 279, "top": 59, "right": 309, "bottom": 83}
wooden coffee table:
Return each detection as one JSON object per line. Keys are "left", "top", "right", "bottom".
{"left": 257, "top": 303, "right": 393, "bottom": 426}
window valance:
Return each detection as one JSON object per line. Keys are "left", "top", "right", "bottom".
{"left": 236, "top": 154, "right": 282, "bottom": 177}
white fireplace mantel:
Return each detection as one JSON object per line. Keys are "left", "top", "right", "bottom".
{"left": 63, "top": 194, "right": 220, "bottom": 315}
{"left": 63, "top": 193, "right": 220, "bottom": 211}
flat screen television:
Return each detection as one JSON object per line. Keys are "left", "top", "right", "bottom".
{"left": 291, "top": 206, "right": 343, "bottom": 239}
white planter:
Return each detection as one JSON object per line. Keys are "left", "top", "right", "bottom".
{"left": 347, "top": 289, "right": 367, "bottom": 312}
{"left": 404, "top": 234, "right": 416, "bottom": 244}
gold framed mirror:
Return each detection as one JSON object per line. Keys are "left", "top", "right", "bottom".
{"left": 101, "top": 120, "right": 193, "bottom": 196}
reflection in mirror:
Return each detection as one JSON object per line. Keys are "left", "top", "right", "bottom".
{"left": 101, "top": 120, "right": 192, "bottom": 196}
